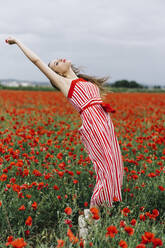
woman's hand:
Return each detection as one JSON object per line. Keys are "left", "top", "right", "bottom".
{"left": 5, "top": 36, "right": 17, "bottom": 45}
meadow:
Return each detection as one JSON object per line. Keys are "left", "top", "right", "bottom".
{"left": 0, "top": 90, "right": 164, "bottom": 248}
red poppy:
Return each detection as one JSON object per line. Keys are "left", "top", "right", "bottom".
{"left": 119, "top": 240, "right": 128, "bottom": 248}
{"left": 90, "top": 207, "right": 100, "bottom": 220}
{"left": 56, "top": 239, "right": 65, "bottom": 247}
{"left": 9, "top": 237, "right": 27, "bottom": 248}
{"left": 106, "top": 225, "right": 118, "bottom": 238}
{"left": 67, "top": 228, "right": 79, "bottom": 244}
{"left": 25, "top": 216, "right": 32, "bottom": 226}
{"left": 64, "top": 207, "right": 72, "bottom": 215}
{"left": 124, "top": 226, "right": 134, "bottom": 236}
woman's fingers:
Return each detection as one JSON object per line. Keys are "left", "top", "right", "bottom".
{"left": 5, "top": 36, "right": 17, "bottom": 45}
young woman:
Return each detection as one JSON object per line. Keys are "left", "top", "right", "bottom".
{"left": 6, "top": 36, "right": 124, "bottom": 240}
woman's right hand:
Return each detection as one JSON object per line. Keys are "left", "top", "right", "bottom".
{"left": 5, "top": 36, "right": 17, "bottom": 45}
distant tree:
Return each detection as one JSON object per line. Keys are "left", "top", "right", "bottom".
{"left": 110, "top": 79, "right": 144, "bottom": 88}
{"left": 153, "top": 85, "right": 161, "bottom": 89}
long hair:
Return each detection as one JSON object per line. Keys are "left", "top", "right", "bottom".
{"left": 71, "top": 64, "right": 113, "bottom": 100}
{"left": 48, "top": 63, "right": 113, "bottom": 100}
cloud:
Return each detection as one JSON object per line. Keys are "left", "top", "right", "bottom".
{"left": 0, "top": 0, "right": 165, "bottom": 85}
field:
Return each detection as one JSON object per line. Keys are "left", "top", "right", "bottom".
{"left": 0, "top": 90, "right": 164, "bottom": 248}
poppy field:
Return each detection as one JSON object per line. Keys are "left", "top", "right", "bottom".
{"left": 0, "top": 90, "right": 164, "bottom": 248}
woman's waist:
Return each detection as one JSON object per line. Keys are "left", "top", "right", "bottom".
{"left": 79, "top": 99, "right": 103, "bottom": 115}
{"left": 79, "top": 100, "right": 116, "bottom": 115}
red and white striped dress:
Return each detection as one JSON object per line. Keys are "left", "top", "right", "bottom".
{"left": 67, "top": 78, "right": 124, "bottom": 208}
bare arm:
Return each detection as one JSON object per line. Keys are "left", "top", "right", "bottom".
{"left": 5, "top": 36, "right": 68, "bottom": 90}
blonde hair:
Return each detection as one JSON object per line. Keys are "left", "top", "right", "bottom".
{"left": 48, "top": 63, "right": 113, "bottom": 100}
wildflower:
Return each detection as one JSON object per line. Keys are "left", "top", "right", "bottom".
{"left": 0, "top": 174, "right": 8, "bottom": 181}
{"left": 56, "top": 239, "right": 65, "bottom": 248}
{"left": 64, "top": 207, "right": 72, "bottom": 215}
{"left": 18, "top": 205, "right": 26, "bottom": 211}
{"left": 124, "top": 226, "right": 134, "bottom": 236}
{"left": 113, "top": 196, "right": 119, "bottom": 201}
{"left": 10, "top": 237, "right": 27, "bottom": 248}
{"left": 121, "top": 207, "right": 130, "bottom": 216}
{"left": 136, "top": 244, "right": 146, "bottom": 248}
{"left": 90, "top": 207, "right": 100, "bottom": 220}
{"left": 25, "top": 216, "right": 32, "bottom": 226}
{"left": 31, "top": 201, "right": 37, "bottom": 210}
{"left": 64, "top": 219, "right": 72, "bottom": 225}
{"left": 120, "top": 220, "right": 126, "bottom": 228}
{"left": 53, "top": 184, "right": 59, "bottom": 190}
{"left": 5, "top": 236, "right": 14, "bottom": 246}
{"left": 158, "top": 186, "right": 165, "bottom": 191}
{"left": 119, "top": 240, "right": 128, "bottom": 248}
{"left": 24, "top": 230, "right": 30, "bottom": 236}
{"left": 139, "top": 206, "right": 145, "bottom": 211}
{"left": 152, "top": 209, "right": 159, "bottom": 217}
{"left": 130, "top": 218, "right": 137, "bottom": 226}
{"left": 152, "top": 237, "right": 163, "bottom": 247}
{"left": 106, "top": 225, "right": 118, "bottom": 238}
{"left": 142, "top": 232, "right": 155, "bottom": 244}
{"left": 57, "top": 152, "right": 63, "bottom": 160}
{"left": 79, "top": 239, "right": 84, "bottom": 247}
{"left": 139, "top": 214, "right": 146, "bottom": 221}
{"left": 58, "top": 171, "right": 64, "bottom": 178}
{"left": 26, "top": 194, "right": 31, "bottom": 199}
{"left": 67, "top": 228, "right": 79, "bottom": 244}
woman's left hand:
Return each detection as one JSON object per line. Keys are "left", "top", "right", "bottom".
{"left": 5, "top": 36, "right": 17, "bottom": 45}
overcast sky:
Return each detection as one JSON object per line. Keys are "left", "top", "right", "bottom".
{"left": 0, "top": 0, "right": 165, "bottom": 86}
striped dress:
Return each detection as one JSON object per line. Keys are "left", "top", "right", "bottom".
{"left": 67, "top": 78, "right": 124, "bottom": 208}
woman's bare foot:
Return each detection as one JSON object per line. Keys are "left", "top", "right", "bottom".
{"left": 78, "top": 207, "right": 101, "bottom": 241}
{"left": 78, "top": 214, "right": 88, "bottom": 240}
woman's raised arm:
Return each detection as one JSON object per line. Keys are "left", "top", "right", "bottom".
{"left": 5, "top": 36, "right": 69, "bottom": 90}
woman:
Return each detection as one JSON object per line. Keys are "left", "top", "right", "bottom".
{"left": 6, "top": 36, "right": 124, "bottom": 240}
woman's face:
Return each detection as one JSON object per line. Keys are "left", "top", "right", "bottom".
{"left": 49, "top": 58, "right": 71, "bottom": 76}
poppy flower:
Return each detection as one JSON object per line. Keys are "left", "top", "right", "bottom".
{"left": 90, "top": 207, "right": 100, "bottom": 220}
{"left": 119, "top": 240, "right": 128, "bottom": 248}
{"left": 124, "top": 226, "right": 134, "bottom": 236}
{"left": 106, "top": 225, "right": 118, "bottom": 238}
{"left": 10, "top": 237, "right": 27, "bottom": 248}
{"left": 64, "top": 207, "right": 72, "bottom": 215}
{"left": 56, "top": 239, "right": 65, "bottom": 247}
{"left": 25, "top": 216, "right": 32, "bottom": 226}
{"left": 67, "top": 228, "right": 79, "bottom": 244}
